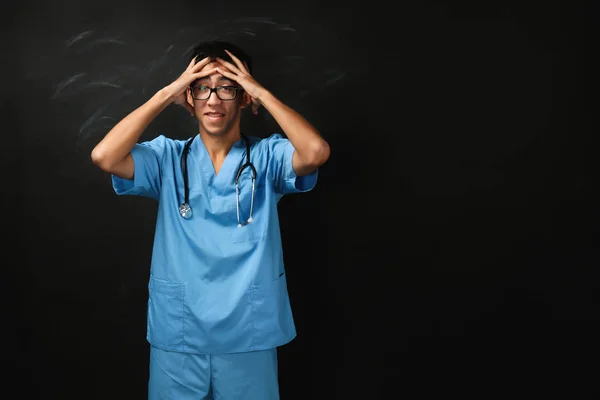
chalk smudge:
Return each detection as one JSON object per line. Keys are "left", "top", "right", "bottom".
{"left": 64, "top": 31, "right": 94, "bottom": 48}
{"left": 75, "top": 37, "right": 127, "bottom": 54}
{"left": 53, "top": 73, "right": 87, "bottom": 98}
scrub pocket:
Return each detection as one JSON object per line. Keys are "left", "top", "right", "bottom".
{"left": 147, "top": 275, "right": 186, "bottom": 350}
{"left": 249, "top": 272, "right": 295, "bottom": 347}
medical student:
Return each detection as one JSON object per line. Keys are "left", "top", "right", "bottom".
{"left": 90, "top": 40, "right": 330, "bottom": 399}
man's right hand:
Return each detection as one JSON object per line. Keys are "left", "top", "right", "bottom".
{"left": 91, "top": 56, "right": 218, "bottom": 179}
{"left": 165, "top": 56, "right": 217, "bottom": 116}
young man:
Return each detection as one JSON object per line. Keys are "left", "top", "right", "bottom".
{"left": 91, "top": 41, "right": 330, "bottom": 399}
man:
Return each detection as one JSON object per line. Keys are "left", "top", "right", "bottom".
{"left": 91, "top": 40, "right": 330, "bottom": 399}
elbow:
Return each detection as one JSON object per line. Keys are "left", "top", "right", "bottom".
{"left": 306, "top": 139, "right": 331, "bottom": 168}
{"left": 91, "top": 147, "right": 113, "bottom": 172}
{"left": 90, "top": 147, "right": 102, "bottom": 166}
{"left": 315, "top": 139, "right": 331, "bottom": 166}
{"left": 91, "top": 147, "right": 105, "bottom": 167}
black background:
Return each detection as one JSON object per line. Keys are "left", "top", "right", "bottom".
{"left": 3, "top": 0, "right": 597, "bottom": 398}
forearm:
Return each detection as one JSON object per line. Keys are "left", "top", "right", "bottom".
{"left": 258, "top": 90, "right": 330, "bottom": 166}
{"left": 91, "top": 88, "right": 173, "bottom": 168}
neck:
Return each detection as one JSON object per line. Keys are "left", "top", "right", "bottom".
{"left": 199, "top": 130, "right": 242, "bottom": 159}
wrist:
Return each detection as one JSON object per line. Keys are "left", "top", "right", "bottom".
{"left": 256, "top": 88, "right": 274, "bottom": 105}
{"left": 157, "top": 86, "right": 177, "bottom": 104}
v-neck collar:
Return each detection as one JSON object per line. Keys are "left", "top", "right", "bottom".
{"left": 190, "top": 134, "right": 246, "bottom": 195}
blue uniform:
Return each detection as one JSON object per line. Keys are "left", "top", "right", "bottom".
{"left": 112, "top": 132, "right": 317, "bottom": 398}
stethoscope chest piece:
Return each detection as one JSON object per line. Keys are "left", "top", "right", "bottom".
{"left": 179, "top": 203, "right": 193, "bottom": 219}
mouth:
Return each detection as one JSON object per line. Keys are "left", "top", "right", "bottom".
{"left": 205, "top": 112, "right": 225, "bottom": 120}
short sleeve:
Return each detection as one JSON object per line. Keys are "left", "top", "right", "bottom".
{"left": 265, "top": 133, "right": 318, "bottom": 195}
{"left": 111, "top": 135, "right": 170, "bottom": 201}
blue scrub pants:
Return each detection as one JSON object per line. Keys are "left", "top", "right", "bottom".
{"left": 148, "top": 345, "right": 279, "bottom": 399}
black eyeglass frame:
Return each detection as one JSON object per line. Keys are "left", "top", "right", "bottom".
{"left": 189, "top": 85, "right": 244, "bottom": 101}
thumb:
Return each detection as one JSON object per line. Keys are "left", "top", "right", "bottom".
{"left": 252, "top": 99, "right": 260, "bottom": 115}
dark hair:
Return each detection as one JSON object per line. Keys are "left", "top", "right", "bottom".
{"left": 189, "top": 40, "right": 252, "bottom": 73}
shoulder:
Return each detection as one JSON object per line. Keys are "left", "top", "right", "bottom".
{"left": 138, "top": 134, "right": 189, "bottom": 156}
{"left": 248, "top": 133, "right": 290, "bottom": 153}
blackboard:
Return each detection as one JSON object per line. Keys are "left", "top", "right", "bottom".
{"left": 5, "top": 0, "right": 596, "bottom": 398}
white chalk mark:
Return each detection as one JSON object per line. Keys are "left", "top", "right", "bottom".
{"left": 52, "top": 73, "right": 87, "bottom": 98}
{"left": 148, "top": 45, "right": 174, "bottom": 72}
{"left": 91, "top": 38, "right": 127, "bottom": 45}
{"left": 143, "top": 45, "right": 175, "bottom": 94}
{"left": 234, "top": 17, "right": 277, "bottom": 25}
{"left": 79, "top": 116, "right": 117, "bottom": 142}
{"left": 79, "top": 105, "right": 111, "bottom": 133}
{"left": 75, "top": 37, "right": 127, "bottom": 53}
{"left": 181, "top": 45, "right": 197, "bottom": 58}
{"left": 322, "top": 72, "right": 346, "bottom": 87}
{"left": 85, "top": 81, "right": 121, "bottom": 89}
{"left": 80, "top": 88, "right": 134, "bottom": 138}
{"left": 97, "top": 116, "right": 115, "bottom": 122}
{"left": 64, "top": 31, "right": 94, "bottom": 48}
{"left": 53, "top": 74, "right": 123, "bottom": 99}
{"left": 297, "top": 72, "right": 347, "bottom": 98}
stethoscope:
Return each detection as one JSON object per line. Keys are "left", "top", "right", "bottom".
{"left": 178, "top": 134, "right": 257, "bottom": 227}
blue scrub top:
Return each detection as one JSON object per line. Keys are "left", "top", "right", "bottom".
{"left": 112, "top": 133, "right": 317, "bottom": 354}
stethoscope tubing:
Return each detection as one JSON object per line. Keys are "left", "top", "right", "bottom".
{"left": 179, "top": 134, "right": 256, "bottom": 226}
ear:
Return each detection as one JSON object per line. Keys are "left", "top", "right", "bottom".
{"left": 186, "top": 87, "right": 194, "bottom": 107}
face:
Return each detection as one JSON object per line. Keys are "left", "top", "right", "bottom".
{"left": 187, "top": 59, "right": 251, "bottom": 137}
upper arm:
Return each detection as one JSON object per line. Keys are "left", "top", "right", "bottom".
{"left": 265, "top": 134, "right": 318, "bottom": 195}
{"left": 111, "top": 136, "right": 170, "bottom": 200}
{"left": 291, "top": 150, "right": 319, "bottom": 177}
{"left": 108, "top": 153, "right": 135, "bottom": 180}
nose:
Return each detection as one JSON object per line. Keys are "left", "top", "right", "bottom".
{"left": 206, "top": 89, "right": 222, "bottom": 106}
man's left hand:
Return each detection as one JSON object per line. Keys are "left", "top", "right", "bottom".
{"left": 216, "top": 50, "right": 266, "bottom": 115}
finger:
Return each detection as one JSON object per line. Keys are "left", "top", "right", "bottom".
{"left": 192, "top": 67, "right": 219, "bottom": 80}
{"left": 187, "top": 56, "right": 197, "bottom": 69}
{"left": 223, "top": 50, "right": 248, "bottom": 73}
{"left": 215, "top": 56, "right": 243, "bottom": 75}
{"left": 252, "top": 99, "right": 260, "bottom": 115}
{"left": 189, "top": 56, "right": 214, "bottom": 73}
{"left": 187, "top": 55, "right": 208, "bottom": 70}
{"left": 215, "top": 67, "right": 239, "bottom": 82}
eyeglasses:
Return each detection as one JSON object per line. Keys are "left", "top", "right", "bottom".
{"left": 189, "top": 85, "right": 244, "bottom": 100}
